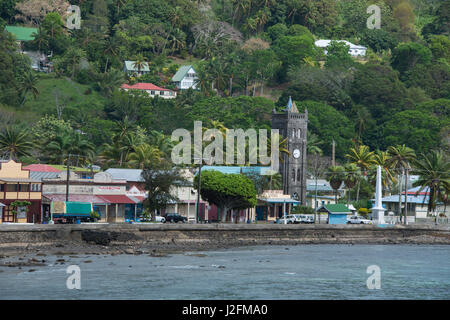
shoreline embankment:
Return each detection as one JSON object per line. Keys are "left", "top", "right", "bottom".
{"left": 0, "top": 224, "right": 449, "bottom": 259}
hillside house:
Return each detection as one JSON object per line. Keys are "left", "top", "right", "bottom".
{"left": 120, "top": 83, "right": 177, "bottom": 99}
{"left": 123, "top": 60, "right": 150, "bottom": 76}
{"left": 172, "top": 65, "right": 198, "bottom": 90}
{"left": 315, "top": 40, "right": 367, "bottom": 57}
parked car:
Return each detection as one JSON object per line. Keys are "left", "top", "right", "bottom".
{"left": 299, "top": 215, "right": 315, "bottom": 224}
{"left": 165, "top": 213, "right": 187, "bottom": 223}
{"left": 347, "top": 216, "right": 373, "bottom": 224}
{"left": 275, "top": 215, "right": 297, "bottom": 224}
{"left": 155, "top": 216, "right": 166, "bottom": 223}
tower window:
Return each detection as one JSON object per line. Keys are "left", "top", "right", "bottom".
{"left": 292, "top": 169, "right": 295, "bottom": 182}
{"left": 297, "top": 169, "right": 300, "bottom": 182}
{"left": 297, "top": 129, "right": 301, "bottom": 138}
{"left": 292, "top": 129, "right": 295, "bottom": 139}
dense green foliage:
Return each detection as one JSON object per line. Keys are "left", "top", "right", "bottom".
{"left": 0, "top": 0, "right": 448, "bottom": 171}
{"left": 195, "top": 170, "right": 257, "bottom": 222}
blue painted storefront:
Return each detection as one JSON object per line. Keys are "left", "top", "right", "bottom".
{"left": 328, "top": 213, "right": 349, "bottom": 224}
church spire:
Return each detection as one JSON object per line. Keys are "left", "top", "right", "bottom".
{"left": 286, "top": 96, "right": 299, "bottom": 113}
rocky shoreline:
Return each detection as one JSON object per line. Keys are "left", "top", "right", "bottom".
{"left": 1, "top": 224, "right": 449, "bottom": 268}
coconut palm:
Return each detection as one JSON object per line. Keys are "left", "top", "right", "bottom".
{"left": 64, "top": 47, "right": 86, "bottom": 78}
{"left": 413, "top": 150, "right": 450, "bottom": 216}
{"left": 0, "top": 126, "right": 34, "bottom": 160}
{"left": 127, "top": 144, "right": 162, "bottom": 169}
{"left": 132, "top": 55, "right": 147, "bottom": 75}
{"left": 267, "top": 132, "right": 290, "bottom": 164}
{"left": 19, "top": 72, "right": 39, "bottom": 107}
{"left": 307, "top": 132, "right": 323, "bottom": 155}
{"left": 326, "top": 165, "right": 345, "bottom": 203}
{"left": 100, "top": 139, "right": 125, "bottom": 167}
{"left": 103, "top": 37, "right": 121, "bottom": 73}
{"left": 344, "top": 163, "right": 361, "bottom": 206}
{"left": 387, "top": 145, "right": 416, "bottom": 224}
{"left": 372, "top": 150, "right": 397, "bottom": 195}
{"left": 346, "top": 144, "right": 376, "bottom": 202}
{"left": 346, "top": 144, "right": 376, "bottom": 172}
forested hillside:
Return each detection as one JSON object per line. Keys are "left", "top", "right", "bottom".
{"left": 0, "top": 0, "right": 449, "bottom": 167}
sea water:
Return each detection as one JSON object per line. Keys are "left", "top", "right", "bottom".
{"left": 1, "top": 244, "right": 449, "bottom": 299}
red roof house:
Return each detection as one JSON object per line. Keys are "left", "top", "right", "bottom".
{"left": 120, "top": 83, "right": 176, "bottom": 99}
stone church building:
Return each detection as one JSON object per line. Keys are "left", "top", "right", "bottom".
{"left": 272, "top": 97, "right": 308, "bottom": 205}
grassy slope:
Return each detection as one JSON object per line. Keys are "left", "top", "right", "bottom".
{"left": 23, "top": 74, "right": 106, "bottom": 117}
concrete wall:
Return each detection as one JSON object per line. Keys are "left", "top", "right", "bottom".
{"left": 1, "top": 224, "right": 449, "bottom": 250}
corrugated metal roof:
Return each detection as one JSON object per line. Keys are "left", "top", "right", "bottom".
{"left": 30, "top": 171, "right": 61, "bottom": 181}
{"left": 258, "top": 198, "right": 300, "bottom": 204}
{"left": 5, "top": 26, "right": 37, "bottom": 41}
{"left": 320, "top": 204, "right": 351, "bottom": 214}
{"left": 97, "top": 195, "right": 136, "bottom": 204}
{"left": 201, "top": 166, "right": 273, "bottom": 175}
{"left": 121, "top": 82, "right": 172, "bottom": 91}
{"left": 24, "top": 164, "right": 62, "bottom": 172}
{"left": 172, "top": 65, "right": 194, "bottom": 82}
{"left": 104, "top": 168, "right": 144, "bottom": 182}
{"left": 124, "top": 60, "right": 150, "bottom": 72}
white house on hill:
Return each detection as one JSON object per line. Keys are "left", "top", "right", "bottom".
{"left": 120, "top": 83, "right": 176, "bottom": 99}
{"left": 172, "top": 65, "right": 198, "bottom": 90}
{"left": 315, "top": 40, "right": 367, "bottom": 57}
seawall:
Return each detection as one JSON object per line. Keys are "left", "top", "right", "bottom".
{"left": 0, "top": 224, "right": 449, "bottom": 256}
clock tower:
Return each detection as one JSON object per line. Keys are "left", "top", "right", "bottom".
{"left": 271, "top": 97, "right": 308, "bottom": 204}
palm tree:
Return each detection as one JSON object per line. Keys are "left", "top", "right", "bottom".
{"left": 132, "top": 55, "right": 147, "bottom": 76}
{"left": 413, "top": 150, "right": 450, "bottom": 218}
{"left": 127, "top": 144, "right": 162, "bottom": 169}
{"left": 103, "top": 37, "right": 120, "bottom": 73}
{"left": 346, "top": 144, "right": 376, "bottom": 201}
{"left": 0, "top": 126, "right": 34, "bottom": 160}
{"left": 346, "top": 145, "right": 376, "bottom": 172}
{"left": 100, "top": 139, "right": 125, "bottom": 167}
{"left": 372, "top": 150, "right": 397, "bottom": 195}
{"left": 19, "top": 72, "right": 39, "bottom": 107}
{"left": 326, "top": 165, "right": 345, "bottom": 203}
{"left": 267, "top": 132, "right": 290, "bottom": 164}
{"left": 69, "top": 131, "right": 95, "bottom": 167}
{"left": 307, "top": 132, "right": 322, "bottom": 155}
{"left": 46, "top": 132, "right": 75, "bottom": 164}
{"left": 344, "top": 163, "right": 361, "bottom": 206}
{"left": 387, "top": 145, "right": 416, "bottom": 224}
{"left": 65, "top": 47, "right": 86, "bottom": 78}
{"left": 354, "top": 105, "right": 371, "bottom": 144}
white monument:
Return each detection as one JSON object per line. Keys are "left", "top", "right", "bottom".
{"left": 372, "top": 165, "right": 386, "bottom": 224}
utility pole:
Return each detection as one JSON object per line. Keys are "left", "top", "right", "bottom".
{"left": 398, "top": 171, "right": 402, "bottom": 223}
{"left": 195, "top": 162, "right": 203, "bottom": 224}
{"left": 331, "top": 140, "right": 335, "bottom": 167}
{"left": 66, "top": 154, "right": 70, "bottom": 202}
{"left": 404, "top": 167, "right": 409, "bottom": 225}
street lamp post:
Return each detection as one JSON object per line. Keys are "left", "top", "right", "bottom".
{"left": 195, "top": 162, "right": 203, "bottom": 224}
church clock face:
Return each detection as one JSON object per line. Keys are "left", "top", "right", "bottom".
{"left": 293, "top": 149, "right": 300, "bottom": 159}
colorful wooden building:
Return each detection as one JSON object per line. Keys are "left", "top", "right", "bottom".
{"left": 0, "top": 160, "right": 42, "bottom": 223}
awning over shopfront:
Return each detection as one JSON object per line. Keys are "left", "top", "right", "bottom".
{"left": 0, "top": 202, "right": 5, "bottom": 207}
{"left": 97, "top": 195, "right": 136, "bottom": 204}
{"left": 127, "top": 195, "right": 146, "bottom": 203}
{"left": 43, "top": 194, "right": 108, "bottom": 204}
{"left": 258, "top": 198, "right": 300, "bottom": 204}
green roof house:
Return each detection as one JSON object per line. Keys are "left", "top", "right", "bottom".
{"left": 5, "top": 26, "right": 38, "bottom": 42}
{"left": 123, "top": 60, "right": 150, "bottom": 75}
{"left": 171, "top": 65, "right": 197, "bottom": 90}
{"left": 317, "top": 204, "right": 352, "bottom": 224}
